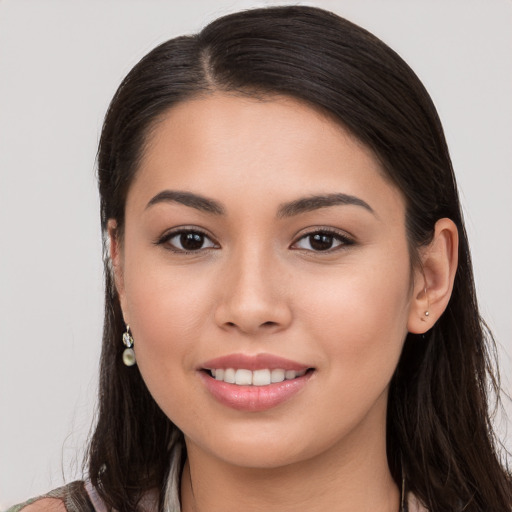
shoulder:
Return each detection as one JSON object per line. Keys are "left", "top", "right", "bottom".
{"left": 408, "top": 492, "right": 429, "bottom": 512}
{"left": 12, "top": 498, "right": 67, "bottom": 512}
{"left": 6, "top": 481, "right": 95, "bottom": 512}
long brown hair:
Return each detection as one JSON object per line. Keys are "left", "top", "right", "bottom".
{"left": 87, "top": 6, "right": 511, "bottom": 511}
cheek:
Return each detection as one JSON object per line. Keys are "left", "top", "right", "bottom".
{"left": 121, "top": 256, "right": 216, "bottom": 398}
{"left": 300, "top": 252, "right": 412, "bottom": 383}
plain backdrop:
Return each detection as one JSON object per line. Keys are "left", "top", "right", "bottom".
{"left": 0, "top": 0, "right": 511, "bottom": 507}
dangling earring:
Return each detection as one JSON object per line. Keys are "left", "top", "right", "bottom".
{"left": 122, "top": 325, "right": 136, "bottom": 366}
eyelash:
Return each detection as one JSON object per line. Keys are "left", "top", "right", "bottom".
{"left": 155, "top": 228, "right": 219, "bottom": 254}
{"left": 291, "top": 228, "right": 354, "bottom": 253}
{"left": 155, "top": 228, "right": 354, "bottom": 254}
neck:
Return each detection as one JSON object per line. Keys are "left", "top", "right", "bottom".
{"left": 180, "top": 412, "right": 400, "bottom": 512}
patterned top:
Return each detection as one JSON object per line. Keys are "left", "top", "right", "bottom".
{"left": 7, "top": 480, "right": 427, "bottom": 512}
{"left": 6, "top": 480, "right": 159, "bottom": 512}
{"left": 7, "top": 481, "right": 95, "bottom": 512}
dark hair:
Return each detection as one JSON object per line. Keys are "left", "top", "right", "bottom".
{"left": 87, "top": 5, "right": 511, "bottom": 511}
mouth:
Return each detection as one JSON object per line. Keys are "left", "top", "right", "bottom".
{"left": 198, "top": 354, "right": 315, "bottom": 412}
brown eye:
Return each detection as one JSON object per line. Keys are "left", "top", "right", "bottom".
{"left": 293, "top": 231, "right": 353, "bottom": 252}
{"left": 163, "top": 230, "right": 217, "bottom": 252}
{"left": 180, "top": 232, "right": 206, "bottom": 250}
{"left": 309, "top": 233, "right": 335, "bottom": 251}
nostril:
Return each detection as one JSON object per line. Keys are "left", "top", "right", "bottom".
{"left": 226, "top": 321, "right": 277, "bottom": 328}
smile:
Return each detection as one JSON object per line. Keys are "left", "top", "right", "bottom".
{"left": 198, "top": 354, "right": 315, "bottom": 411}
{"left": 209, "top": 368, "right": 308, "bottom": 386}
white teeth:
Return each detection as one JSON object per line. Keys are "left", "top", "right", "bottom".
{"left": 235, "top": 369, "right": 253, "bottom": 385}
{"left": 210, "top": 368, "right": 307, "bottom": 386}
{"left": 224, "top": 368, "right": 236, "bottom": 384}
{"left": 271, "top": 368, "right": 285, "bottom": 383}
{"left": 285, "top": 370, "right": 297, "bottom": 380}
{"left": 252, "top": 369, "right": 271, "bottom": 386}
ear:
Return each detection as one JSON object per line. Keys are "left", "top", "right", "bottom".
{"left": 108, "top": 219, "right": 128, "bottom": 323}
{"left": 408, "top": 218, "right": 459, "bottom": 334}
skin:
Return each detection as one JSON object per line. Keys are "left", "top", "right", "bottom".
{"left": 110, "top": 93, "right": 458, "bottom": 512}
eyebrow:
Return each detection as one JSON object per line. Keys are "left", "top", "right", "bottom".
{"left": 277, "top": 193, "right": 375, "bottom": 218}
{"left": 145, "top": 190, "right": 374, "bottom": 218}
{"left": 146, "top": 190, "right": 225, "bottom": 215}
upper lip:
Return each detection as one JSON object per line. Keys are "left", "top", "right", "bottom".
{"left": 200, "top": 353, "right": 311, "bottom": 372}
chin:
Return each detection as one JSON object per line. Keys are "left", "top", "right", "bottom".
{"left": 209, "top": 442, "right": 310, "bottom": 470}
{"left": 185, "top": 421, "right": 351, "bottom": 471}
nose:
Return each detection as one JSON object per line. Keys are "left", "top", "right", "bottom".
{"left": 214, "top": 249, "right": 293, "bottom": 335}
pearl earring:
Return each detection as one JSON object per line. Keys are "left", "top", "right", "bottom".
{"left": 122, "top": 325, "right": 136, "bottom": 366}
{"left": 425, "top": 310, "right": 430, "bottom": 317}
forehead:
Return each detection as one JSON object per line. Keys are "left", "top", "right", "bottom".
{"left": 144, "top": 92, "right": 366, "bottom": 164}
{"left": 128, "top": 92, "right": 404, "bottom": 220}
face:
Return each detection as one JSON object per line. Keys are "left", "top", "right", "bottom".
{"left": 113, "top": 93, "right": 418, "bottom": 470}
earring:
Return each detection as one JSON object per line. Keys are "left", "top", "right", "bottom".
{"left": 424, "top": 310, "right": 430, "bottom": 317}
{"left": 122, "top": 325, "right": 136, "bottom": 366}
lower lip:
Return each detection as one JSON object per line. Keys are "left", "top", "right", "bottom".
{"left": 199, "top": 371, "right": 312, "bottom": 412}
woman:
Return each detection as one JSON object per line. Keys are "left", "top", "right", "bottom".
{"left": 11, "top": 5, "right": 511, "bottom": 512}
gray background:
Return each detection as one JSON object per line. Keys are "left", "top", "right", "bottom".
{"left": 1, "top": 0, "right": 510, "bottom": 507}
